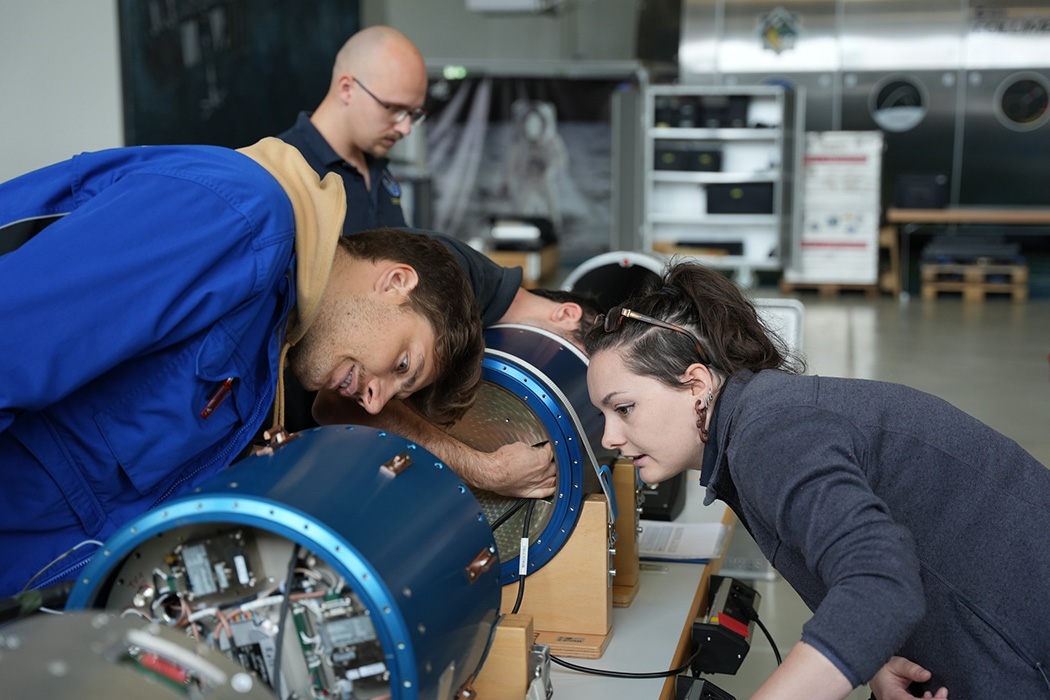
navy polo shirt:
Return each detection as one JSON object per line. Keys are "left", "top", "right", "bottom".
{"left": 402, "top": 228, "right": 523, "bottom": 327}
{"left": 277, "top": 111, "right": 407, "bottom": 234}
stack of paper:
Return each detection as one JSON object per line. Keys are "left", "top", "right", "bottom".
{"left": 638, "top": 521, "right": 729, "bottom": 564}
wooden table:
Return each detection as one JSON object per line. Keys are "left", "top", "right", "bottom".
{"left": 886, "top": 207, "right": 1050, "bottom": 301}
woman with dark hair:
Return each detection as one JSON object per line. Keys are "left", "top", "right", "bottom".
{"left": 584, "top": 260, "right": 1050, "bottom": 700}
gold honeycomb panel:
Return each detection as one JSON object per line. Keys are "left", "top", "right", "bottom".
{"left": 446, "top": 381, "right": 557, "bottom": 560}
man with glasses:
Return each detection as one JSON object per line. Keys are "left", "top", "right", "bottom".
{"left": 275, "top": 26, "right": 604, "bottom": 499}
{"left": 277, "top": 25, "right": 427, "bottom": 234}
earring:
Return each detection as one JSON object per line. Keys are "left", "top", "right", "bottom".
{"left": 695, "top": 391, "right": 713, "bottom": 444}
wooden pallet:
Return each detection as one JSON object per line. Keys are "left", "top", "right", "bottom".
{"left": 779, "top": 279, "right": 879, "bottom": 299}
{"left": 920, "top": 261, "right": 1028, "bottom": 302}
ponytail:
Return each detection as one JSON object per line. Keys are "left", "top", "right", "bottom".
{"left": 583, "top": 259, "right": 805, "bottom": 388}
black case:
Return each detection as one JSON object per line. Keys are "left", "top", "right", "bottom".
{"left": 676, "top": 97, "right": 700, "bottom": 128}
{"left": 697, "top": 95, "right": 750, "bottom": 128}
{"left": 639, "top": 471, "right": 687, "bottom": 521}
{"left": 654, "top": 95, "right": 680, "bottom": 127}
{"left": 675, "top": 676, "right": 737, "bottom": 700}
{"left": 706, "top": 182, "right": 775, "bottom": 214}
{"left": 726, "top": 95, "right": 750, "bottom": 127}
{"left": 654, "top": 141, "right": 723, "bottom": 172}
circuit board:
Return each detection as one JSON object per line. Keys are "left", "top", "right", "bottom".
{"left": 94, "top": 524, "right": 391, "bottom": 699}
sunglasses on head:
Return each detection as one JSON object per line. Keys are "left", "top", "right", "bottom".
{"left": 595, "top": 305, "right": 709, "bottom": 363}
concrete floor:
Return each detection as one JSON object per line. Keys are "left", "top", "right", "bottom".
{"left": 696, "top": 292, "right": 1050, "bottom": 699}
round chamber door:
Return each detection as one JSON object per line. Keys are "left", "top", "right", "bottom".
{"left": 870, "top": 74, "right": 929, "bottom": 132}
{"left": 446, "top": 326, "right": 613, "bottom": 585}
{"left": 994, "top": 71, "right": 1050, "bottom": 132}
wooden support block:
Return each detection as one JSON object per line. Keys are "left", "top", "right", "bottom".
{"left": 473, "top": 614, "right": 534, "bottom": 700}
{"left": 611, "top": 458, "right": 641, "bottom": 608}
{"left": 502, "top": 494, "right": 612, "bottom": 658}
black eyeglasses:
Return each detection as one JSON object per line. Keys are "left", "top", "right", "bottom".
{"left": 353, "top": 77, "right": 428, "bottom": 125}
{"left": 596, "top": 305, "right": 709, "bottom": 363}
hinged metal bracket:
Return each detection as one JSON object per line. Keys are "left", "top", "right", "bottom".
{"left": 528, "top": 643, "right": 553, "bottom": 699}
{"left": 380, "top": 451, "right": 413, "bottom": 477}
{"left": 465, "top": 547, "right": 498, "bottom": 584}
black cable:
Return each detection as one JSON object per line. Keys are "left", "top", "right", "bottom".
{"left": 498, "top": 440, "right": 551, "bottom": 617}
{"left": 551, "top": 644, "right": 704, "bottom": 679}
{"left": 490, "top": 498, "right": 529, "bottom": 531}
{"left": 271, "top": 543, "right": 300, "bottom": 699}
{"left": 0, "top": 580, "right": 75, "bottom": 624}
{"left": 510, "top": 569, "right": 526, "bottom": 615}
{"left": 751, "top": 613, "right": 781, "bottom": 665}
{"left": 510, "top": 500, "right": 537, "bottom": 615}
{"left": 19, "top": 539, "right": 103, "bottom": 594}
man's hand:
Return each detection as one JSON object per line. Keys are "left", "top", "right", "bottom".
{"left": 869, "top": 656, "right": 948, "bottom": 700}
{"left": 473, "top": 441, "right": 556, "bottom": 498}
{"left": 313, "top": 390, "right": 557, "bottom": 497}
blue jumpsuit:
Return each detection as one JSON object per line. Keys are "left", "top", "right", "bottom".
{"left": 0, "top": 146, "right": 296, "bottom": 596}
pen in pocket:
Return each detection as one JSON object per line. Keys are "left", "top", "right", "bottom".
{"left": 201, "top": 377, "right": 235, "bottom": 419}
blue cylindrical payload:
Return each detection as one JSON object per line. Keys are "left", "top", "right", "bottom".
{"left": 448, "top": 325, "right": 616, "bottom": 584}
{"left": 66, "top": 425, "right": 502, "bottom": 700}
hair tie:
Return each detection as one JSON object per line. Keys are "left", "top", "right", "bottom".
{"left": 660, "top": 284, "right": 680, "bottom": 297}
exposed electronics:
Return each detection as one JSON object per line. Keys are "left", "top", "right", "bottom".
{"left": 0, "top": 611, "right": 277, "bottom": 699}
{"left": 65, "top": 425, "right": 503, "bottom": 700}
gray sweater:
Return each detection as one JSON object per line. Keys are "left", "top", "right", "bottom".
{"left": 701, "top": 370, "right": 1050, "bottom": 696}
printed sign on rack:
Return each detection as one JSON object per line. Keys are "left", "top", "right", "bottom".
{"left": 785, "top": 131, "right": 884, "bottom": 284}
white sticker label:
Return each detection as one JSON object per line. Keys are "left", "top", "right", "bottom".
{"left": 234, "top": 554, "right": 249, "bottom": 585}
{"left": 345, "top": 662, "right": 387, "bottom": 680}
{"left": 518, "top": 538, "right": 529, "bottom": 576}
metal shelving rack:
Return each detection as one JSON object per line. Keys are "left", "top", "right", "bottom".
{"left": 641, "top": 84, "right": 803, "bottom": 286}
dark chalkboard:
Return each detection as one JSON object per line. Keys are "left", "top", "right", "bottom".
{"left": 119, "top": 0, "right": 360, "bottom": 147}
